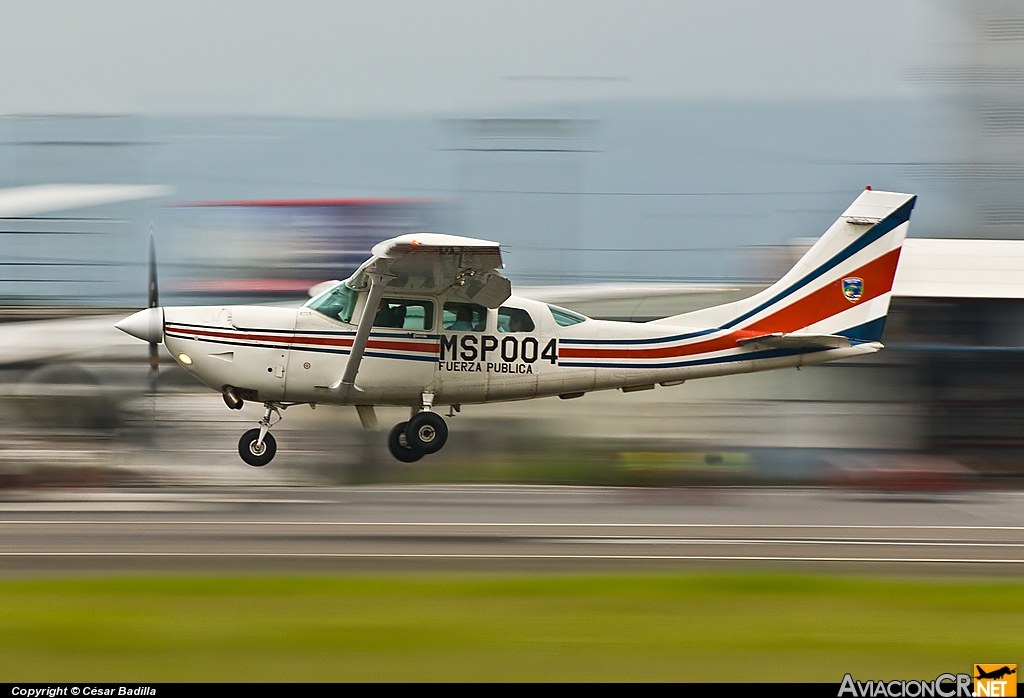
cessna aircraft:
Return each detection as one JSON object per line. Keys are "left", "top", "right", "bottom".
{"left": 115, "top": 188, "right": 915, "bottom": 465}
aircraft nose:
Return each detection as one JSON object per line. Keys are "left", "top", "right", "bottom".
{"left": 115, "top": 307, "right": 164, "bottom": 344}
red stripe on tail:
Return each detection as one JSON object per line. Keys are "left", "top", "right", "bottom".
{"left": 742, "top": 246, "right": 902, "bottom": 334}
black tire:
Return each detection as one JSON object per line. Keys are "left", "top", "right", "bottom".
{"left": 238, "top": 428, "right": 276, "bottom": 467}
{"left": 388, "top": 421, "right": 423, "bottom": 462}
{"left": 405, "top": 411, "right": 448, "bottom": 454}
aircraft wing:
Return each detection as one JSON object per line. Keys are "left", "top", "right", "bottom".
{"left": 0, "top": 314, "right": 150, "bottom": 366}
{"left": 350, "top": 233, "right": 511, "bottom": 308}
{"left": 735, "top": 332, "right": 856, "bottom": 350}
{"left": 0, "top": 183, "right": 174, "bottom": 366}
{"left": 518, "top": 283, "right": 762, "bottom": 321}
{"left": 0, "top": 184, "right": 172, "bottom": 217}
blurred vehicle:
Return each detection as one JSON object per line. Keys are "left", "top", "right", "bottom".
{"left": 166, "top": 198, "right": 453, "bottom": 305}
{"left": 822, "top": 454, "right": 976, "bottom": 492}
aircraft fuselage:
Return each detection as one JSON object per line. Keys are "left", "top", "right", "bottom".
{"left": 163, "top": 293, "right": 876, "bottom": 408}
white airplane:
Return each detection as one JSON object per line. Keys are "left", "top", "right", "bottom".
{"left": 115, "top": 188, "right": 915, "bottom": 465}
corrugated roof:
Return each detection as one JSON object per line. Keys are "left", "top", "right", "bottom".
{"left": 894, "top": 238, "right": 1024, "bottom": 299}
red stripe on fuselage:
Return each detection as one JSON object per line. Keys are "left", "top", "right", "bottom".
{"left": 167, "top": 326, "right": 302, "bottom": 345}
{"left": 368, "top": 339, "right": 440, "bottom": 353}
{"left": 558, "top": 332, "right": 742, "bottom": 360}
{"left": 165, "top": 325, "right": 439, "bottom": 354}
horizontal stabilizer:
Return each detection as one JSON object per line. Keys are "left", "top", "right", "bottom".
{"left": 736, "top": 332, "right": 857, "bottom": 350}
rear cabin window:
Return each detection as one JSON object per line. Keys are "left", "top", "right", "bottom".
{"left": 373, "top": 298, "right": 434, "bottom": 330}
{"left": 306, "top": 283, "right": 358, "bottom": 323}
{"left": 443, "top": 302, "right": 487, "bottom": 332}
{"left": 548, "top": 304, "right": 587, "bottom": 327}
{"left": 497, "top": 306, "right": 535, "bottom": 333}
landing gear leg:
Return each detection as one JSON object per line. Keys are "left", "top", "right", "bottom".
{"left": 238, "top": 402, "right": 281, "bottom": 467}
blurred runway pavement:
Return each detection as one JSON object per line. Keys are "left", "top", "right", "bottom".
{"left": 1, "top": 485, "right": 1023, "bottom": 574}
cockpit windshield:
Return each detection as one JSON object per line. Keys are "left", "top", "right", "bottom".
{"left": 305, "top": 282, "right": 358, "bottom": 323}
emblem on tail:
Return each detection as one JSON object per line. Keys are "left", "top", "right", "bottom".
{"left": 842, "top": 277, "right": 864, "bottom": 303}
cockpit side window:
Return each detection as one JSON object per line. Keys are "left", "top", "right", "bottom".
{"left": 548, "top": 304, "right": 587, "bottom": 327}
{"left": 443, "top": 302, "right": 487, "bottom": 332}
{"left": 373, "top": 298, "right": 434, "bottom": 330}
{"left": 306, "top": 283, "right": 358, "bottom": 323}
{"left": 497, "top": 306, "right": 535, "bottom": 333}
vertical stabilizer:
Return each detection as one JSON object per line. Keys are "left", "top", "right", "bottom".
{"left": 655, "top": 189, "right": 915, "bottom": 341}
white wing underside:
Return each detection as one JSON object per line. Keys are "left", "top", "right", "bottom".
{"left": 347, "top": 233, "right": 512, "bottom": 308}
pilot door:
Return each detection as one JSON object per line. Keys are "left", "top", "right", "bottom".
{"left": 286, "top": 292, "right": 438, "bottom": 404}
{"left": 356, "top": 295, "right": 439, "bottom": 403}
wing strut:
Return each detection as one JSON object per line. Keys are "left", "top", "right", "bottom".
{"left": 330, "top": 271, "right": 392, "bottom": 398}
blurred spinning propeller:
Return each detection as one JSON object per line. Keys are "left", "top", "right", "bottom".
{"left": 147, "top": 230, "right": 159, "bottom": 393}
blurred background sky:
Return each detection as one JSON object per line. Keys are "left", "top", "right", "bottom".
{"left": 2, "top": 0, "right": 1001, "bottom": 297}
{"left": 0, "top": 1, "right": 939, "bottom": 116}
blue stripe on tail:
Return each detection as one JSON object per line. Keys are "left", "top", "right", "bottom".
{"left": 838, "top": 317, "right": 888, "bottom": 342}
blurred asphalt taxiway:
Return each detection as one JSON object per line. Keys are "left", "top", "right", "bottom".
{"left": 1, "top": 485, "right": 1023, "bottom": 575}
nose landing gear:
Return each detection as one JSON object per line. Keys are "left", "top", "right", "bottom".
{"left": 238, "top": 402, "right": 282, "bottom": 467}
{"left": 239, "top": 428, "right": 277, "bottom": 467}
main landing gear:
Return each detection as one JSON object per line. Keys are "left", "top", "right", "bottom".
{"left": 239, "top": 402, "right": 282, "bottom": 467}
{"left": 387, "top": 394, "right": 449, "bottom": 462}
{"left": 387, "top": 412, "right": 449, "bottom": 462}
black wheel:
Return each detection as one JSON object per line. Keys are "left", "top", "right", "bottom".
{"left": 238, "top": 428, "right": 276, "bottom": 467}
{"left": 405, "top": 411, "right": 448, "bottom": 454}
{"left": 388, "top": 421, "right": 423, "bottom": 462}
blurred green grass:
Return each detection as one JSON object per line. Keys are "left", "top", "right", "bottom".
{"left": 0, "top": 574, "right": 1020, "bottom": 682}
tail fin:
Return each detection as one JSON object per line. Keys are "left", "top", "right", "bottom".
{"left": 655, "top": 189, "right": 915, "bottom": 342}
